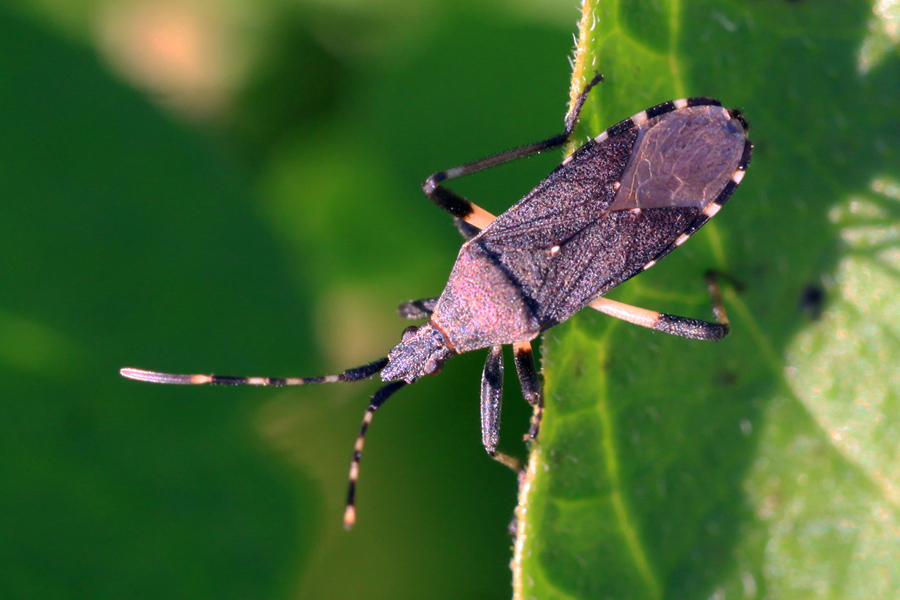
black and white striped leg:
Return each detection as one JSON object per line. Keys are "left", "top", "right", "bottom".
{"left": 120, "top": 357, "right": 389, "bottom": 386}
{"left": 422, "top": 73, "right": 604, "bottom": 231}
{"left": 512, "top": 340, "right": 544, "bottom": 440}
{"left": 588, "top": 272, "right": 731, "bottom": 341}
{"left": 480, "top": 345, "right": 521, "bottom": 472}
{"left": 344, "top": 380, "right": 408, "bottom": 530}
{"left": 397, "top": 297, "right": 439, "bottom": 320}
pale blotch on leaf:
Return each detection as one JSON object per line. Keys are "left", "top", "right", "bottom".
{"left": 858, "top": 0, "right": 900, "bottom": 74}
{"left": 741, "top": 176, "right": 900, "bottom": 597}
{"left": 787, "top": 176, "right": 900, "bottom": 506}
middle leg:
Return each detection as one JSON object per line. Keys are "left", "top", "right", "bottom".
{"left": 512, "top": 340, "right": 544, "bottom": 440}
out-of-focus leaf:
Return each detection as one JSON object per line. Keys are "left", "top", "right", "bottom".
{"left": 0, "top": 9, "right": 310, "bottom": 599}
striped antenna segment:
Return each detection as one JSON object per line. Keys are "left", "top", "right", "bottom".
{"left": 344, "top": 380, "right": 408, "bottom": 530}
{"left": 120, "top": 357, "right": 389, "bottom": 387}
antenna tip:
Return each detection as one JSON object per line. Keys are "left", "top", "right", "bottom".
{"left": 120, "top": 368, "right": 209, "bottom": 384}
{"left": 120, "top": 367, "right": 154, "bottom": 381}
{"left": 343, "top": 506, "right": 356, "bottom": 530}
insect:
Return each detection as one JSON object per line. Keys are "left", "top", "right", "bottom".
{"left": 122, "top": 73, "right": 752, "bottom": 529}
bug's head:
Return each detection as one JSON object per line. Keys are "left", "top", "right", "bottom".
{"left": 381, "top": 322, "right": 455, "bottom": 384}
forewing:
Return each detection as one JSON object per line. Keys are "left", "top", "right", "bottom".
{"left": 479, "top": 206, "right": 701, "bottom": 325}
{"left": 476, "top": 103, "right": 749, "bottom": 326}
{"left": 611, "top": 105, "right": 749, "bottom": 212}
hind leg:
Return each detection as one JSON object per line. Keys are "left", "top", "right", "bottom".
{"left": 422, "top": 73, "right": 604, "bottom": 233}
{"left": 588, "top": 271, "right": 732, "bottom": 341}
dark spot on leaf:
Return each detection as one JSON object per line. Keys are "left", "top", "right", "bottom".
{"left": 715, "top": 370, "right": 738, "bottom": 387}
{"left": 602, "top": 356, "right": 614, "bottom": 373}
{"left": 571, "top": 359, "right": 584, "bottom": 378}
{"left": 799, "top": 283, "right": 825, "bottom": 319}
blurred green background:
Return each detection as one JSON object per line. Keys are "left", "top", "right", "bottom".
{"left": 3, "top": 0, "right": 900, "bottom": 599}
{"left": 0, "top": 1, "right": 583, "bottom": 599}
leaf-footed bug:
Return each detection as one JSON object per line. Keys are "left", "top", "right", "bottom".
{"left": 122, "top": 73, "right": 752, "bottom": 529}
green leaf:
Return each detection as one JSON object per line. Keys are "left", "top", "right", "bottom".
{"left": 514, "top": 0, "right": 900, "bottom": 599}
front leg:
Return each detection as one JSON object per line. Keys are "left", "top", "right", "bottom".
{"left": 397, "top": 297, "right": 439, "bottom": 320}
{"left": 481, "top": 345, "right": 521, "bottom": 471}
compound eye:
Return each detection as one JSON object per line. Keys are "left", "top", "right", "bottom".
{"left": 423, "top": 356, "right": 444, "bottom": 376}
{"left": 401, "top": 326, "right": 419, "bottom": 342}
